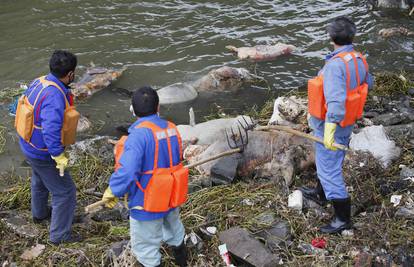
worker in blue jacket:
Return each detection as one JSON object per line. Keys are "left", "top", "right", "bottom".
{"left": 102, "top": 87, "right": 187, "bottom": 267}
{"left": 302, "top": 17, "right": 374, "bottom": 234}
{"left": 19, "top": 50, "right": 80, "bottom": 244}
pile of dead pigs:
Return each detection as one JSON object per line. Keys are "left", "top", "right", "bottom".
{"left": 1, "top": 78, "right": 414, "bottom": 266}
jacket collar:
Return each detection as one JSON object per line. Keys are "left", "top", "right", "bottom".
{"left": 325, "top": 44, "right": 354, "bottom": 61}
{"left": 129, "top": 114, "right": 159, "bottom": 133}
{"left": 45, "top": 73, "right": 70, "bottom": 94}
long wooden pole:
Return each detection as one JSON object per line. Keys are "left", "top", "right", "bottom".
{"left": 85, "top": 124, "right": 348, "bottom": 212}
{"left": 255, "top": 125, "right": 348, "bottom": 151}
{"left": 85, "top": 147, "right": 242, "bottom": 213}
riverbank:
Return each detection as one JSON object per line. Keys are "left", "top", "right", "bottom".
{"left": 1, "top": 71, "right": 414, "bottom": 266}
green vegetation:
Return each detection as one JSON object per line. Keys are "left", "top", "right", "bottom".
{"left": 372, "top": 71, "right": 414, "bottom": 96}
{"left": 0, "top": 86, "right": 24, "bottom": 104}
{"left": 0, "top": 125, "right": 6, "bottom": 154}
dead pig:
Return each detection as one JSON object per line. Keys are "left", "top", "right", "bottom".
{"left": 379, "top": 27, "right": 414, "bottom": 38}
{"left": 226, "top": 43, "right": 295, "bottom": 62}
{"left": 192, "top": 66, "right": 261, "bottom": 92}
{"left": 71, "top": 66, "right": 125, "bottom": 100}
{"left": 157, "top": 67, "right": 260, "bottom": 104}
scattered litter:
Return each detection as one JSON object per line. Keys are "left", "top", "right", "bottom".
{"left": 288, "top": 190, "right": 303, "bottom": 210}
{"left": 395, "top": 207, "right": 414, "bottom": 219}
{"left": 218, "top": 244, "right": 235, "bottom": 267}
{"left": 311, "top": 237, "right": 326, "bottom": 249}
{"left": 206, "top": 226, "right": 217, "bottom": 235}
{"left": 390, "top": 195, "right": 402, "bottom": 207}
{"left": 341, "top": 229, "right": 354, "bottom": 237}
{"left": 200, "top": 226, "right": 217, "bottom": 237}
{"left": 20, "top": 244, "right": 46, "bottom": 260}
{"left": 241, "top": 198, "right": 254, "bottom": 206}
{"left": 350, "top": 125, "right": 401, "bottom": 168}
{"left": 359, "top": 162, "right": 365, "bottom": 167}
{"left": 185, "top": 231, "right": 203, "bottom": 249}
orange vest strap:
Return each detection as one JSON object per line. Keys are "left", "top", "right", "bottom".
{"left": 38, "top": 76, "right": 70, "bottom": 108}
{"left": 135, "top": 180, "right": 145, "bottom": 192}
{"left": 135, "top": 120, "right": 179, "bottom": 192}
{"left": 333, "top": 51, "right": 369, "bottom": 90}
{"left": 167, "top": 121, "right": 183, "bottom": 160}
{"left": 348, "top": 53, "right": 360, "bottom": 86}
{"left": 136, "top": 121, "right": 160, "bottom": 173}
{"left": 165, "top": 128, "right": 174, "bottom": 169}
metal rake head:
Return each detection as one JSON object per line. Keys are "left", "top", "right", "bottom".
{"left": 225, "top": 116, "right": 255, "bottom": 152}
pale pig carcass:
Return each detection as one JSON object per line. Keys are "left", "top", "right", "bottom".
{"left": 226, "top": 43, "right": 295, "bottom": 62}
{"left": 157, "top": 67, "right": 260, "bottom": 104}
{"left": 268, "top": 96, "right": 308, "bottom": 126}
{"left": 194, "top": 130, "right": 314, "bottom": 186}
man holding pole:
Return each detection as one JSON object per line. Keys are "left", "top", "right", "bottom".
{"left": 101, "top": 86, "right": 188, "bottom": 267}
{"left": 303, "top": 17, "right": 374, "bottom": 234}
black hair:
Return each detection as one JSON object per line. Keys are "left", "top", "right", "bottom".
{"left": 132, "top": 86, "right": 159, "bottom": 117}
{"left": 327, "top": 17, "right": 357, "bottom": 46}
{"left": 49, "top": 50, "right": 77, "bottom": 78}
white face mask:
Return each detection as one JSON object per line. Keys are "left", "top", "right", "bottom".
{"left": 130, "top": 105, "right": 136, "bottom": 117}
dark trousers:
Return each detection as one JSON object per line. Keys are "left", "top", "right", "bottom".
{"left": 27, "top": 157, "right": 76, "bottom": 243}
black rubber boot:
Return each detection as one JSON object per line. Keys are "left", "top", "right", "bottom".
{"left": 300, "top": 180, "right": 327, "bottom": 206}
{"left": 172, "top": 241, "right": 188, "bottom": 267}
{"left": 320, "top": 198, "right": 352, "bottom": 234}
{"left": 51, "top": 232, "right": 83, "bottom": 246}
{"left": 33, "top": 206, "right": 52, "bottom": 224}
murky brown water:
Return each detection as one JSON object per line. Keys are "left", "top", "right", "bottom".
{"left": 0, "top": 0, "right": 413, "bottom": 178}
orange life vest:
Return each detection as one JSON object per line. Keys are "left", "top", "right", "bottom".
{"left": 14, "top": 76, "right": 80, "bottom": 147}
{"left": 308, "top": 51, "right": 369, "bottom": 127}
{"left": 113, "top": 120, "right": 189, "bottom": 212}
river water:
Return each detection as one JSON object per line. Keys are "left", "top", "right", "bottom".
{"left": 0, "top": 0, "right": 413, "bottom": 177}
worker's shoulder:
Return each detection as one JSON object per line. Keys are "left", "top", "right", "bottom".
{"left": 326, "top": 57, "right": 345, "bottom": 67}
{"left": 42, "top": 84, "right": 67, "bottom": 99}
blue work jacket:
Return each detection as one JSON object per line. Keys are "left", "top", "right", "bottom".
{"left": 309, "top": 44, "right": 374, "bottom": 138}
{"left": 109, "top": 114, "right": 182, "bottom": 221}
{"left": 19, "top": 74, "right": 72, "bottom": 160}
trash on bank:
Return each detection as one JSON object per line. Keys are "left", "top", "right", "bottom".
{"left": 218, "top": 244, "right": 235, "bottom": 267}
{"left": 20, "top": 244, "right": 46, "bottom": 261}
{"left": 350, "top": 125, "right": 401, "bottom": 168}
{"left": 311, "top": 237, "right": 326, "bottom": 249}
{"left": 390, "top": 195, "right": 402, "bottom": 207}
{"left": 288, "top": 190, "right": 303, "bottom": 211}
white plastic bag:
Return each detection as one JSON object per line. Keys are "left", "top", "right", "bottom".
{"left": 350, "top": 125, "right": 400, "bottom": 168}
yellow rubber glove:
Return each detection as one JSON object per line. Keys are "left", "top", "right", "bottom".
{"left": 323, "top": 122, "right": 337, "bottom": 151}
{"left": 51, "top": 153, "right": 68, "bottom": 177}
{"left": 102, "top": 187, "right": 118, "bottom": 209}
